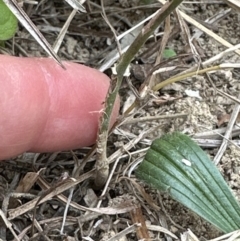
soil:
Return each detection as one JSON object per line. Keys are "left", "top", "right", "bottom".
{"left": 1, "top": 1, "right": 240, "bottom": 241}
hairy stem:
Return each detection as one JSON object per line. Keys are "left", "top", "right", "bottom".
{"left": 95, "top": 0, "right": 185, "bottom": 188}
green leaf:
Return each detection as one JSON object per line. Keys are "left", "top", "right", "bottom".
{"left": 135, "top": 132, "right": 240, "bottom": 233}
{"left": 0, "top": 0, "right": 18, "bottom": 40}
{"left": 163, "top": 48, "right": 176, "bottom": 59}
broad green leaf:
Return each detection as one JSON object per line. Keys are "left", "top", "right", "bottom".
{"left": 163, "top": 48, "right": 176, "bottom": 59}
{"left": 0, "top": 0, "right": 18, "bottom": 40}
{"left": 136, "top": 132, "right": 240, "bottom": 233}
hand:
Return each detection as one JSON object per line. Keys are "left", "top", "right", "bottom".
{"left": 0, "top": 55, "right": 119, "bottom": 160}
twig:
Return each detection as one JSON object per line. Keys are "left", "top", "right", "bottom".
{"left": 130, "top": 207, "right": 151, "bottom": 241}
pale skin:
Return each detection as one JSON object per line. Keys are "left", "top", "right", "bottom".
{"left": 0, "top": 55, "right": 119, "bottom": 160}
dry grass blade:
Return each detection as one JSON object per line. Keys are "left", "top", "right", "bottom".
{"left": 60, "top": 187, "right": 74, "bottom": 234}
{"left": 209, "top": 230, "right": 240, "bottom": 241}
{"left": 158, "top": 0, "right": 240, "bottom": 56}
{"left": 3, "top": 0, "right": 63, "bottom": 66}
{"left": 147, "top": 224, "right": 178, "bottom": 239}
{"left": 121, "top": 176, "right": 160, "bottom": 211}
{"left": 105, "top": 224, "right": 140, "bottom": 241}
{"left": 98, "top": 10, "right": 158, "bottom": 72}
{"left": 15, "top": 171, "right": 39, "bottom": 193}
{"left": 122, "top": 113, "right": 187, "bottom": 125}
{"left": 152, "top": 63, "right": 240, "bottom": 91}
{"left": 181, "top": 229, "right": 200, "bottom": 241}
{"left": 64, "top": 0, "right": 86, "bottom": 12}
{"left": 0, "top": 209, "right": 20, "bottom": 241}
{"left": 222, "top": 0, "right": 240, "bottom": 12}
{"left": 216, "top": 89, "right": 240, "bottom": 105}
{"left": 53, "top": 9, "right": 78, "bottom": 53}
{"left": 213, "top": 93, "right": 240, "bottom": 165}
{"left": 8, "top": 170, "right": 95, "bottom": 220}
{"left": 145, "top": 15, "right": 171, "bottom": 90}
